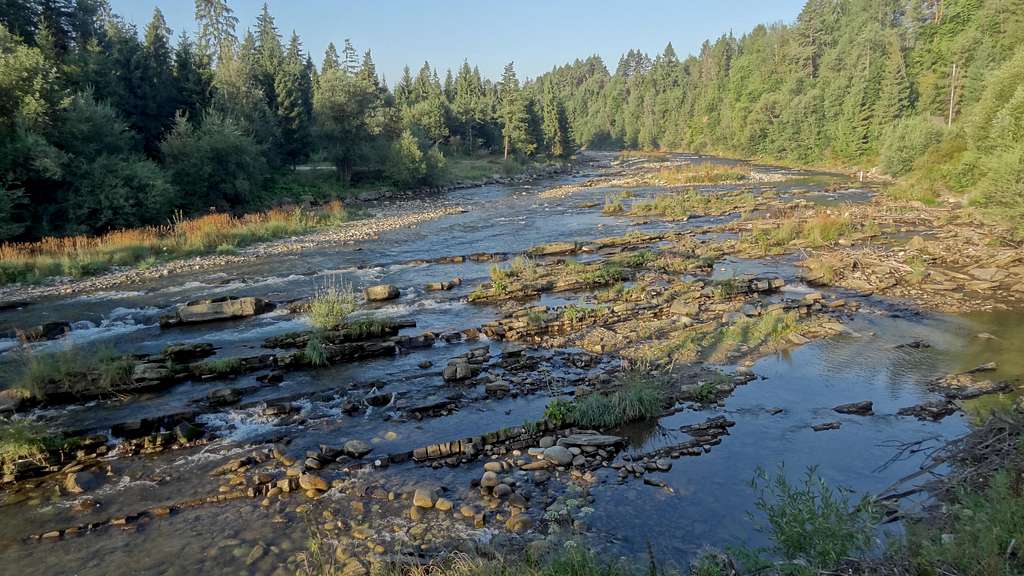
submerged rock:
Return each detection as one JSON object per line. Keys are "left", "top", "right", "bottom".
{"left": 833, "top": 401, "right": 874, "bottom": 416}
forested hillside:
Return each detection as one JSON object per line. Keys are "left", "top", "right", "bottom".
{"left": 3, "top": 0, "right": 1024, "bottom": 242}
{"left": 536, "top": 0, "right": 1024, "bottom": 228}
{"left": 0, "top": 0, "right": 574, "bottom": 241}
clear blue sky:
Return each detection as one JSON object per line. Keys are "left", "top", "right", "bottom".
{"left": 108, "top": 0, "right": 807, "bottom": 84}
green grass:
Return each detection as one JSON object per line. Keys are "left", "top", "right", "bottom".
{"left": 344, "top": 315, "right": 393, "bottom": 339}
{"left": 303, "top": 334, "right": 329, "bottom": 367}
{"left": 602, "top": 192, "right": 629, "bottom": 215}
{"left": 906, "top": 254, "right": 928, "bottom": 285}
{"left": 302, "top": 536, "right": 634, "bottom": 576}
{"left": 744, "top": 214, "right": 858, "bottom": 256}
{"left": 630, "top": 190, "right": 755, "bottom": 220}
{"left": 545, "top": 372, "right": 665, "bottom": 429}
{"left": 15, "top": 345, "right": 133, "bottom": 400}
{"left": 651, "top": 163, "right": 749, "bottom": 186}
{"left": 307, "top": 277, "right": 357, "bottom": 330}
{"left": 647, "top": 310, "right": 800, "bottom": 365}
{"left": 193, "top": 357, "right": 245, "bottom": 377}
{"left": 0, "top": 419, "right": 58, "bottom": 465}
{"left": 611, "top": 250, "right": 658, "bottom": 269}
{"left": 442, "top": 154, "right": 534, "bottom": 184}
{"left": 562, "top": 304, "right": 596, "bottom": 323}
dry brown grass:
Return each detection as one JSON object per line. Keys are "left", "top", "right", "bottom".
{"left": 0, "top": 201, "right": 350, "bottom": 285}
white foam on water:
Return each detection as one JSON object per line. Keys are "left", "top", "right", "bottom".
{"left": 358, "top": 298, "right": 466, "bottom": 318}
{"left": 68, "top": 290, "right": 146, "bottom": 303}
{"left": 196, "top": 408, "right": 282, "bottom": 443}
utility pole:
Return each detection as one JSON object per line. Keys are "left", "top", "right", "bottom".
{"left": 947, "top": 62, "right": 958, "bottom": 127}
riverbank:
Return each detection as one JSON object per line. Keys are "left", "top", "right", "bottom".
{"left": 0, "top": 161, "right": 578, "bottom": 306}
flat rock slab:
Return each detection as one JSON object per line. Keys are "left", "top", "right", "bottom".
{"left": 161, "top": 297, "right": 273, "bottom": 328}
{"left": 558, "top": 434, "right": 623, "bottom": 447}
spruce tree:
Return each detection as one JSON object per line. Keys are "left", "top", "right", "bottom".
{"left": 275, "top": 31, "right": 312, "bottom": 167}
{"left": 194, "top": 0, "right": 237, "bottom": 64}
{"left": 498, "top": 62, "right": 532, "bottom": 159}
{"left": 542, "top": 81, "right": 572, "bottom": 158}
{"left": 357, "top": 50, "right": 379, "bottom": 89}
{"left": 173, "top": 32, "right": 212, "bottom": 123}
{"left": 322, "top": 42, "right": 340, "bottom": 73}
{"left": 139, "top": 7, "right": 176, "bottom": 155}
{"left": 342, "top": 38, "right": 358, "bottom": 75}
{"left": 253, "top": 3, "right": 283, "bottom": 110}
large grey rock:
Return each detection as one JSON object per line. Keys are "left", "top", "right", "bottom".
{"left": 443, "top": 360, "right": 473, "bottom": 382}
{"left": 364, "top": 284, "right": 400, "bottom": 302}
{"left": 161, "top": 297, "right": 272, "bottom": 328}
{"left": 132, "top": 363, "right": 174, "bottom": 385}
{"left": 542, "top": 446, "right": 573, "bottom": 466}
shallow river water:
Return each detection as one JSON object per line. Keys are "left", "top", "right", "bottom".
{"left": 0, "top": 153, "right": 1019, "bottom": 574}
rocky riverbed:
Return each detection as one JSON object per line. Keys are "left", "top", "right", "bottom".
{"left": 0, "top": 152, "right": 1021, "bottom": 575}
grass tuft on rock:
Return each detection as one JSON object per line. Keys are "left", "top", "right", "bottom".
{"left": 545, "top": 372, "right": 664, "bottom": 429}
{"left": 0, "top": 419, "right": 55, "bottom": 465}
{"left": 15, "top": 345, "right": 133, "bottom": 400}
{"left": 307, "top": 277, "right": 357, "bottom": 330}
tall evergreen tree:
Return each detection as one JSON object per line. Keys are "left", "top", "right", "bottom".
{"left": 498, "top": 62, "right": 532, "bottom": 159}
{"left": 173, "top": 32, "right": 211, "bottom": 123}
{"left": 542, "top": 81, "right": 572, "bottom": 158}
{"left": 194, "top": 0, "right": 237, "bottom": 64}
{"left": 341, "top": 38, "right": 358, "bottom": 75}
{"left": 322, "top": 41, "right": 340, "bottom": 73}
{"left": 138, "top": 7, "right": 176, "bottom": 155}
{"left": 357, "top": 50, "right": 379, "bottom": 89}
{"left": 274, "top": 31, "right": 312, "bottom": 167}
{"left": 253, "top": 2, "right": 283, "bottom": 110}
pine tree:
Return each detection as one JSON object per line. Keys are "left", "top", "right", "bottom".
{"left": 322, "top": 42, "right": 340, "bottom": 73}
{"left": 357, "top": 50, "right": 379, "bottom": 88}
{"left": 138, "top": 7, "right": 177, "bottom": 155}
{"left": 395, "top": 65, "right": 414, "bottom": 106}
{"left": 453, "top": 61, "right": 484, "bottom": 152}
{"left": 194, "top": 0, "right": 237, "bottom": 64}
{"left": 498, "top": 62, "right": 533, "bottom": 159}
{"left": 875, "top": 39, "right": 910, "bottom": 132}
{"left": 542, "top": 81, "right": 572, "bottom": 158}
{"left": 342, "top": 38, "right": 358, "bottom": 75}
{"left": 173, "top": 32, "right": 212, "bottom": 123}
{"left": 253, "top": 3, "right": 283, "bottom": 110}
{"left": 275, "top": 31, "right": 312, "bottom": 167}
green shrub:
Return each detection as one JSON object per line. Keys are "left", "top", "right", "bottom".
{"left": 746, "top": 466, "right": 878, "bottom": 573}
{"left": 912, "top": 470, "right": 1024, "bottom": 576}
{"left": 879, "top": 116, "right": 946, "bottom": 177}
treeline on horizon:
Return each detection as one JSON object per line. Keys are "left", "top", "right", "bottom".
{"left": 3, "top": 0, "right": 1024, "bottom": 243}
{"left": 0, "top": 0, "right": 576, "bottom": 242}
